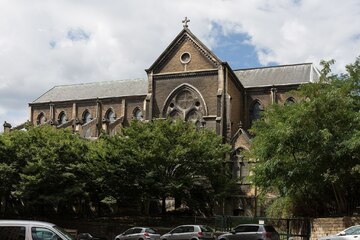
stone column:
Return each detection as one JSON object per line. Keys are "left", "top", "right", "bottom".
{"left": 49, "top": 103, "right": 54, "bottom": 121}
{"left": 96, "top": 99, "right": 102, "bottom": 137}
{"left": 217, "top": 65, "right": 225, "bottom": 137}
{"left": 271, "top": 87, "right": 277, "bottom": 104}
{"left": 72, "top": 102, "right": 77, "bottom": 120}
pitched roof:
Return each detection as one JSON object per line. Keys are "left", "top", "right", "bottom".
{"left": 234, "top": 63, "right": 320, "bottom": 88}
{"left": 146, "top": 27, "right": 222, "bottom": 73}
{"left": 32, "top": 78, "right": 147, "bottom": 103}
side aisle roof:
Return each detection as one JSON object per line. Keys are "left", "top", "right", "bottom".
{"left": 32, "top": 78, "right": 147, "bottom": 104}
{"left": 235, "top": 63, "right": 320, "bottom": 88}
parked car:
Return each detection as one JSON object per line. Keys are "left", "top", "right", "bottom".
{"left": 217, "top": 224, "right": 280, "bottom": 240}
{"left": 114, "top": 227, "right": 160, "bottom": 240}
{"left": 319, "top": 225, "right": 360, "bottom": 240}
{"left": 0, "top": 220, "right": 75, "bottom": 240}
{"left": 77, "top": 232, "right": 107, "bottom": 240}
{"left": 160, "top": 225, "right": 215, "bottom": 240}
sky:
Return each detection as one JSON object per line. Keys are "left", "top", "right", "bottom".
{"left": 1, "top": 0, "right": 360, "bottom": 129}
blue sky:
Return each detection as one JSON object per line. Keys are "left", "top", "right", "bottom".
{"left": 0, "top": 0, "right": 360, "bottom": 128}
{"left": 213, "top": 32, "right": 262, "bottom": 69}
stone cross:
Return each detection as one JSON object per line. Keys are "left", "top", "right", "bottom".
{"left": 182, "top": 17, "right": 190, "bottom": 28}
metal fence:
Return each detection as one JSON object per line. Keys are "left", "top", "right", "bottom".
{"left": 213, "top": 216, "right": 311, "bottom": 240}
{"left": 54, "top": 215, "right": 311, "bottom": 240}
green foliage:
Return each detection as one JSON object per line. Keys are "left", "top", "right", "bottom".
{"left": 250, "top": 58, "right": 360, "bottom": 217}
{"left": 265, "top": 196, "right": 294, "bottom": 218}
{"left": 0, "top": 119, "right": 232, "bottom": 217}
{"left": 16, "top": 125, "right": 90, "bottom": 214}
{"left": 118, "top": 119, "right": 233, "bottom": 215}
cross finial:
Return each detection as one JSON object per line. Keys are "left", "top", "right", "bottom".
{"left": 182, "top": 17, "right": 190, "bottom": 28}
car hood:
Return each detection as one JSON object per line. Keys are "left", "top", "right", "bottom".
{"left": 218, "top": 233, "right": 232, "bottom": 238}
{"left": 319, "top": 235, "right": 341, "bottom": 240}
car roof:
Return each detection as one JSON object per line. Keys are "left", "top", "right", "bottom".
{"left": 0, "top": 220, "right": 56, "bottom": 227}
{"left": 235, "top": 224, "right": 269, "bottom": 226}
{"left": 178, "top": 225, "right": 207, "bottom": 227}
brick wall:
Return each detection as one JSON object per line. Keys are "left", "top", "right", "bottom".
{"left": 311, "top": 217, "right": 360, "bottom": 240}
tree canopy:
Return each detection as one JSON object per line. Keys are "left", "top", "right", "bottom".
{"left": 249, "top": 58, "right": 360, "bottom": 217}
{"left": 0, "top": 119, "right": 233, "bottom": 217}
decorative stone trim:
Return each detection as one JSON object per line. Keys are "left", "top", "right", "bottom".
{"left": 154, "top": 69, "right": 217, "bottom": 80}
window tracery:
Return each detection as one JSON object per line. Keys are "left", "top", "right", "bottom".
{"left": 163, "top": 84, "right": 206, "bottom": 125}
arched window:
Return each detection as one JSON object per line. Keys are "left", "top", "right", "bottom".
{"left": 58, "top": 112, "right": 67, "bottom": 125}
{"left": 37, "top": 113, "right": 46, "bottom": 125}
{"left": 133, "top": 108, "right": 143, "bottom": 121}
{"left": 162, "top": 84, "right": 207, "bottom": 121}
{"left": 82, "top": 110, "right": 92, "bottom": 124}
{"left": 250, "top": 101, "right": 263, "bottom": 125}
{"left": 106, "top": 109, "right": 116, "bottom": 123}
{"left": 285, "top": 97, "right": 295, "bottom": 106}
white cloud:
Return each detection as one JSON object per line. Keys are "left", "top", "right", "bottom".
{"left": 0, "top": 0, "right": 359, "bottom": 129}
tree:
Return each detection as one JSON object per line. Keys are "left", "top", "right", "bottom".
{"left": 15, "top": 125, "right": 90, "bottom": 216}
{"left": 249, "top": 58, "right": 360, "bottom": 217}
{"left": 118, "top": 119, "right": 233, "bottom": 215}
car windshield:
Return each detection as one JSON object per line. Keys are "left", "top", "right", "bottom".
{"left": 54, "top": 226, "right": 75, "bottom": 240}
{"left": 344, "top": 226, "right": 360, "bottom": 235}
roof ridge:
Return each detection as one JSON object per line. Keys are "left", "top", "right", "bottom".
{"left": 235, "top": 62, "right": 313, "bottom": 71}
{"left": 52, "top": 78, "right": 146, "bottom": 88}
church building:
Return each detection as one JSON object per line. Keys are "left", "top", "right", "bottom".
{"left": 5, "top": 19, "right": 320, "bottom": 215}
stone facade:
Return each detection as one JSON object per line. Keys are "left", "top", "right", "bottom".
{"left": 311, "top": 217, "right": 360, "bottom": 240}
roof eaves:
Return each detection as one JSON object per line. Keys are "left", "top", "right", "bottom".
{"left": 244, "top": 82, "right": 307, "bottom": 89}
{"left": 234, "top": 62, "right": 313, "bottom": 72}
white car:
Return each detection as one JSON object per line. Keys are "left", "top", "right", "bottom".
{"left": 0, "top": 220, "right": 74, "bottom": 240}
{"left": 319, "top": 225, "right": 360, "bottom": 240}
{"left": 160, "top": 225, "right": 215, "bottom": 240}
{"left": 115, "top": 227, "right": 160, "bottom": 240}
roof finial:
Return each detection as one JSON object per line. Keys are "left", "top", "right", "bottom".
{"left": 182, "top": 17, "right": 190, "bottom": 28}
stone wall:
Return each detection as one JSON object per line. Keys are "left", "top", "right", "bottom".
{"left": 311, "top": 217, "right": 360, "bottom": 240}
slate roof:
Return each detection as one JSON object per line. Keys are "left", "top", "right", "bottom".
{"left": 234, "top": 63, "right": 320, "bottom": 88}
{"left": 32, "top": 78, "right": 148, "bottom": 103}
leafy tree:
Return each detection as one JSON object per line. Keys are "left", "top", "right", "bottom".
{"left": 15, "top": 125, "right": 90, "bottom": 216}
{"left": 83, "top": 133, "right": 146, "bottom": 216}
{"left": 249, "top": 58, "right": 360, "bottom": 217}
{"left": 119, "top": 119, "right": 233, "bottom": 215}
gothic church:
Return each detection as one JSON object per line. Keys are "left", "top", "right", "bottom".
{"left": 5, "top": 20, "right": 320, "bottom": 215}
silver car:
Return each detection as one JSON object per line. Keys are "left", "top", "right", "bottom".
{"left": 115, "top": 227, "right": 160, "bottom": 240}
{"left": 160, "top": 225, "right": 215, "bottom": 240}
{"left": 0, "top": 220, "right": 75, "bottom": 240}
{"left": 217, "top": 224, "right": 279, "bottom": 240}
{"left": 319, "top": 225, "right": 360, "bottom": 240}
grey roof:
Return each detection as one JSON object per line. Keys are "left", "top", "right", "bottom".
{"left": 33, "top": 78, "right": 148, "bottom": 103}
{"left": 234, "top": 63, "right": 320, "bottom": 88}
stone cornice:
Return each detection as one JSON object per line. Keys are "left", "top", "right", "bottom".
{"left": 153, "top": 69, "right": 218, "bottom": 80}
